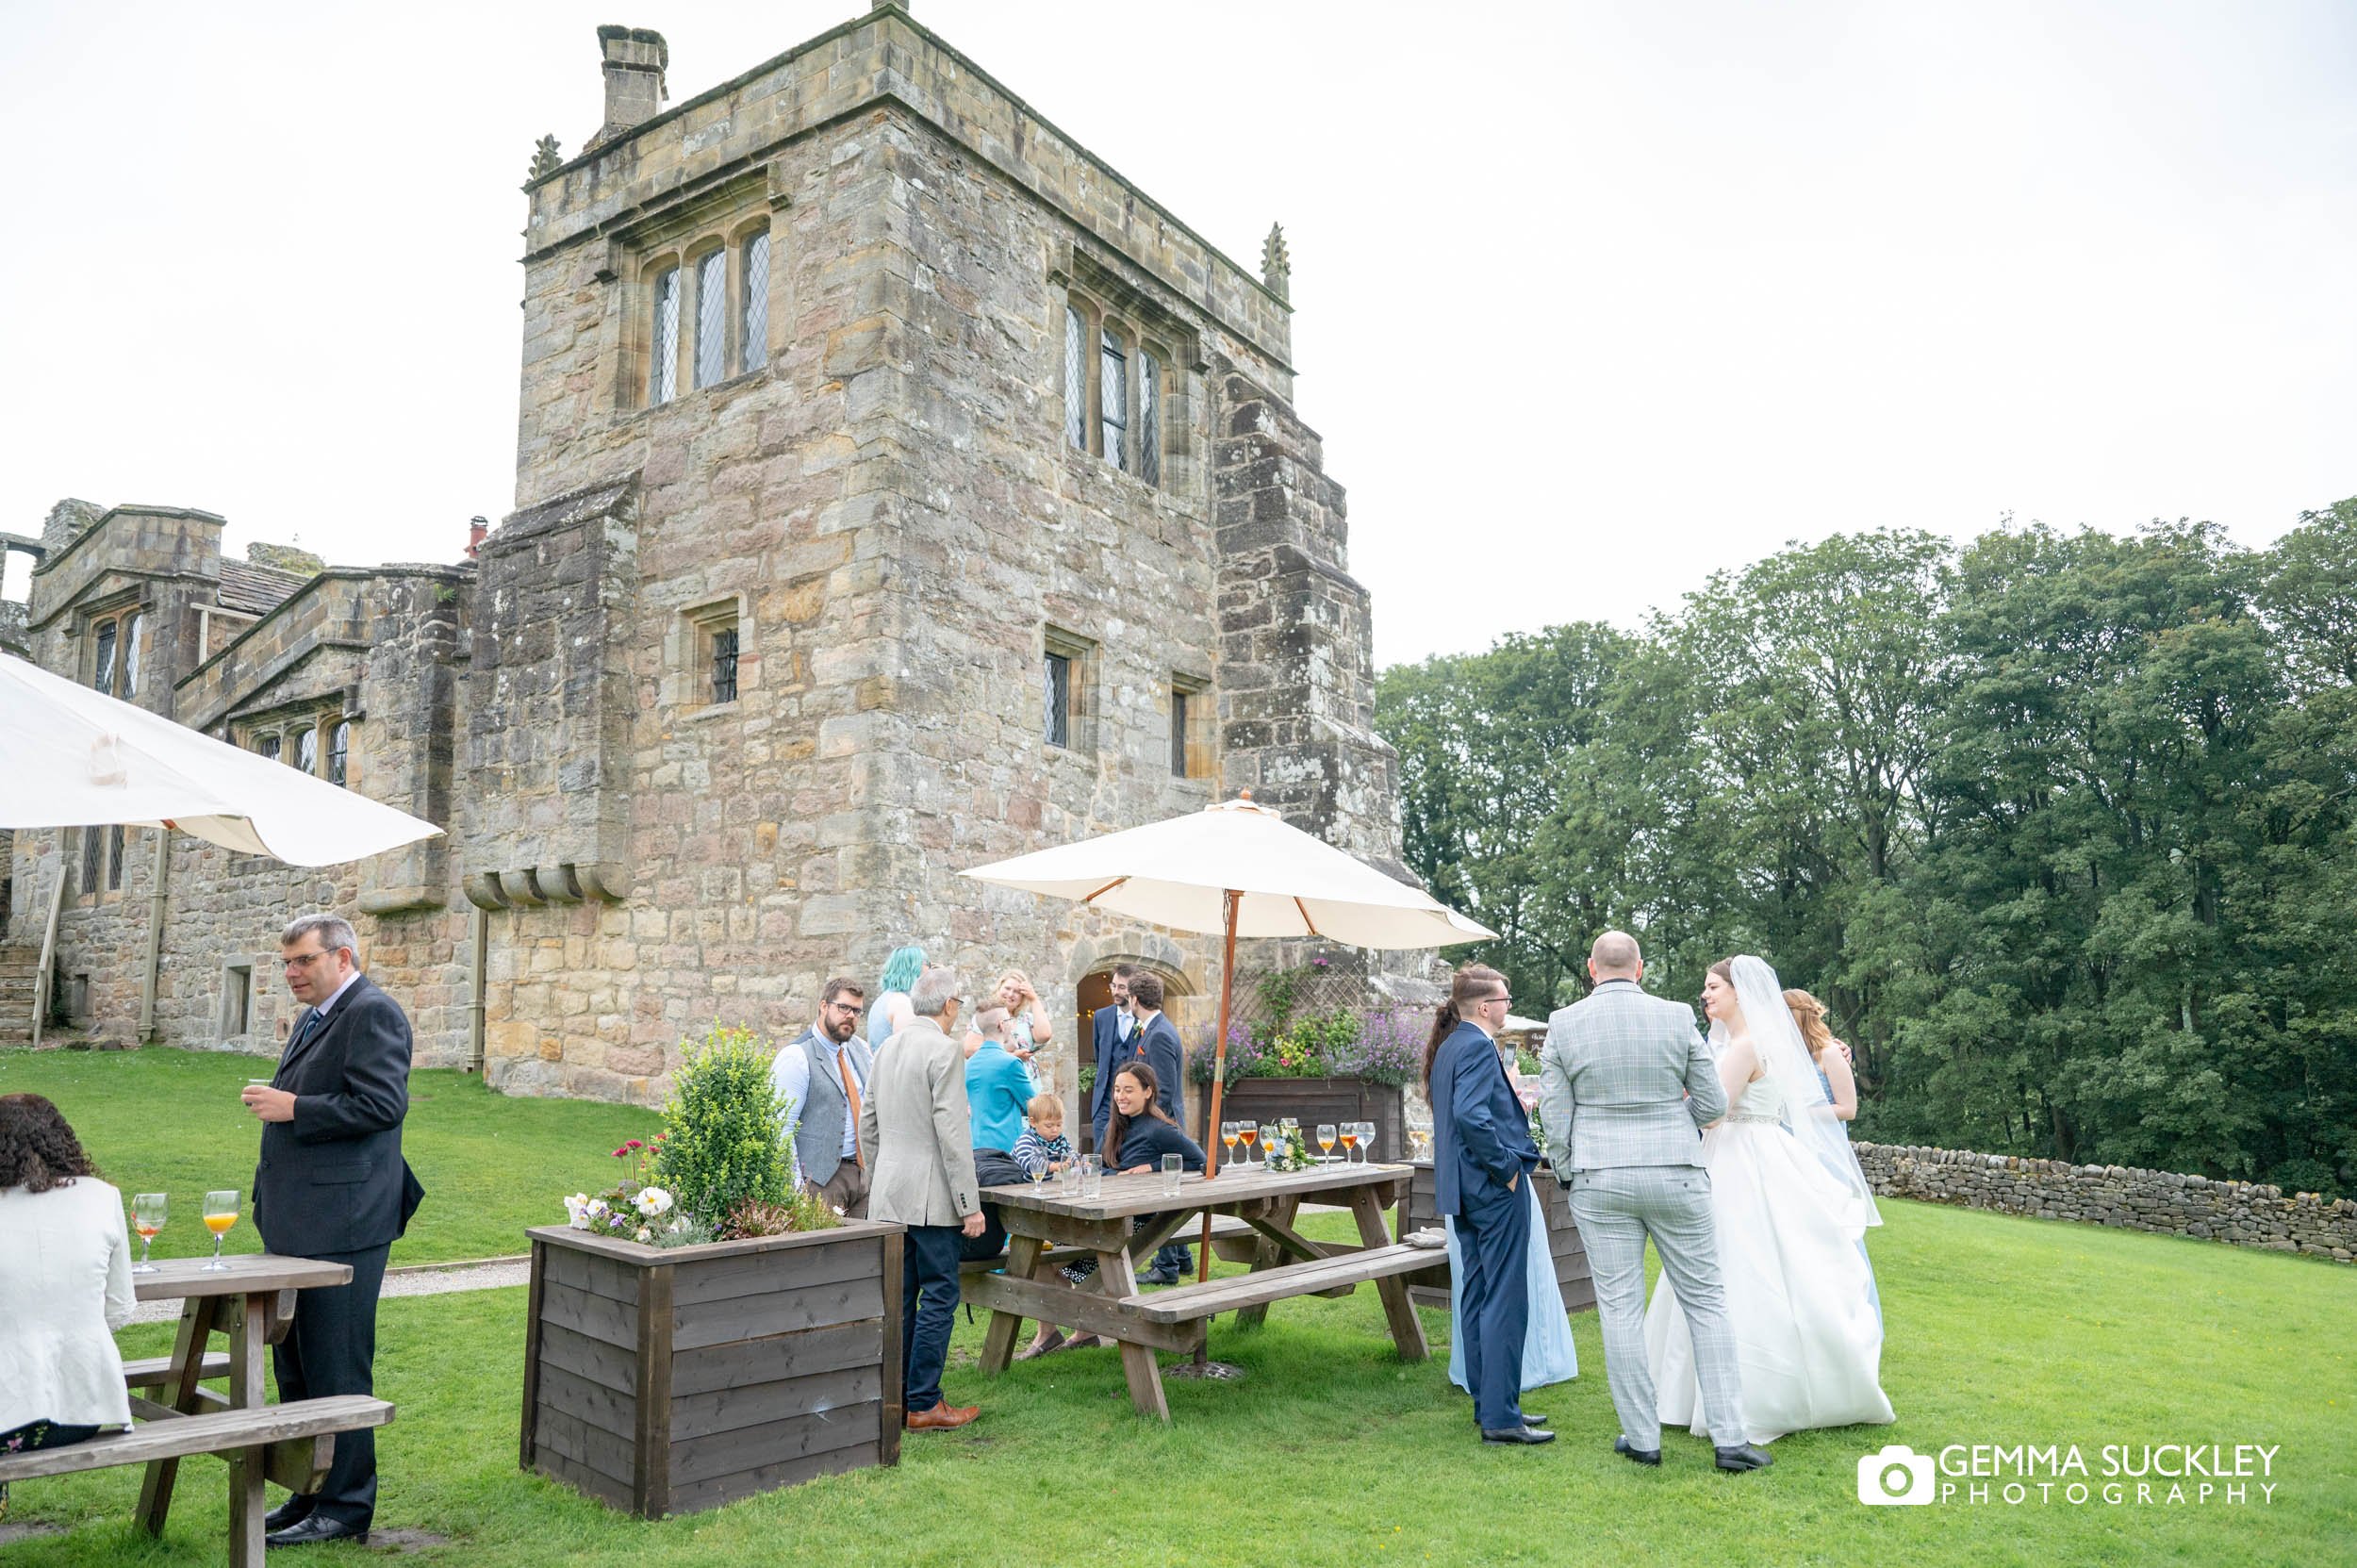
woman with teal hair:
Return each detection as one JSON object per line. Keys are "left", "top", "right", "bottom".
{"left": 868, "top": 946, "right": 926, "bottom": 1048}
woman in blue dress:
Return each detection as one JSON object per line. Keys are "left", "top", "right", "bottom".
{"left": 1446, "top": 1047, "right": 1577, "bottom": 1394}
{"left": 1786, "top": 989, "right": 1882, "bottom": 1327}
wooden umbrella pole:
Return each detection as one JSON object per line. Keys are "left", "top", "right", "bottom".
{"left": 1196, "top": 889, "right": 1240, "bottom": 1285}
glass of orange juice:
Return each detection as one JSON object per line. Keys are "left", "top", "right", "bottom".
{"left": 201, "top": 1189, "right": 239, "bottom": 1271}
{"left": 132, "top": 1192, "right": 167, "bottom": 1273}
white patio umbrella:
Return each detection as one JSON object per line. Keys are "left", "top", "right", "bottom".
{"left": 961, "top": 792, "right": 1494, "bottom": 1281}
{"left": 0, "top": 652, "right": 441, "bottom": 865}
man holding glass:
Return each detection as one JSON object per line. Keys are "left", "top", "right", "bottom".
{"left": 238, "top": 913, "right": 424, "bottom": 1547}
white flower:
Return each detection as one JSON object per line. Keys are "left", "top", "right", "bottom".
{"left": 635, "top": 1186, "right": 675, "bottom": 1218}
{"left": 586, "top": 1198, "right": 611, "bottom": 1222}
{"left": 831, "top": 1204, "right": 847, "bottom": 1218}
{"left": 635, "top": 1226, "right": 652, "bottom": 1243}
{"left": 563, "top": 1193, "right": 591, "bottom": 1230}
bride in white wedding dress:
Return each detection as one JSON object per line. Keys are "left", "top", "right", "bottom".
{"left": 1643, "top": 954, "right": 1893, "bottom": 1443}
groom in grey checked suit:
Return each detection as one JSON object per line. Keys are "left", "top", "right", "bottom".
{"left": 1538, "top": 931, "right": 1771, "bottom": 1472}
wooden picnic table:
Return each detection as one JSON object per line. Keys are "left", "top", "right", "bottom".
{"left": 124, "top": 1255, "right": 355, "bottom": 1551}
{"left": 968, "top": 1161, "right": 1435, "bottom": 1421}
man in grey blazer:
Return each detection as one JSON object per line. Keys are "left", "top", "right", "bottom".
{"left": 859, "top": 965, "right": 984, "bottom": 1431}
{"left": 1538, "top": 931, "right": 1770, "bottom": 1472}
{"left": 772, "top": 977, "right": 874, "bottom": 1217}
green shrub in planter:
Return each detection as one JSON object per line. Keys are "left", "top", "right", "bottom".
{"left": 654, "top": 1025, "right": 793, "bottom": 1229}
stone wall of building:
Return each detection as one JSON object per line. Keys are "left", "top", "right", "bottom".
{"left": 1855, "top": 1142, "right": 2357, "bottom": 1263}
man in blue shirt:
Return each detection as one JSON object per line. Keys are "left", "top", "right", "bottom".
{"left": 964, "top": 1007, "right": 1034, "bottom": 1152}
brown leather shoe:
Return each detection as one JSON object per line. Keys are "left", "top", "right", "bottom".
{"left": 905, "top": 1403, "right": 980, "bottom": 1431}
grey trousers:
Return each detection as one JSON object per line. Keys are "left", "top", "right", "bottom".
{"left": 1567, "top": 1165, "right": 1748, "bottom": 1450}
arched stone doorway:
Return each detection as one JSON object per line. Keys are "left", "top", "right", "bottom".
{"left": 1073, "top": 956, "right": 1199, "bottom": 1152}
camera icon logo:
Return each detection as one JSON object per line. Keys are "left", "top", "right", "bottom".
{"left": 1857, "top": 1444, "right": 1936, "bottom": 1506}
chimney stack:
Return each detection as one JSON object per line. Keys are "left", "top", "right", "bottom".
{"left": 592, "top": 26, "right": 668, "bottom": 149}
{"left": 467, "top": 517, "right": 488, "bottom": 560}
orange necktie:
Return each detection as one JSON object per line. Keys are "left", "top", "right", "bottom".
{"left": 839, "top": 1048, "right": 865, "bottom": 1170}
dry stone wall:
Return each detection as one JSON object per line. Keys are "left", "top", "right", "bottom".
{"left": 1856, "top": 1142, "right": 2357, "bottom": 1263}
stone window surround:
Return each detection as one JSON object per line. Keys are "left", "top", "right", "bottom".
{"left": 1063, "top": 289, "right": 1179, "bottom": 490}
{"left": 1169, "top": 669, "right": 1211, "bottom": 781}
{"left": 624, "top": 212, "right": 776, "bottom": 412}
{"left": 72, "top": 824, "right": 132, "bottom": 906}
{"left": 219, "top": 959, "right": 255, "bottom": 1040}
{"left": 237, "top": 705, "right": 353, "bottom": 784}
{"left": 78, "top": 592, "right": 145, "bottom": 700}
{"left": 1043, "top": 624, "right": 1097, "bottom": 754}
{"left": 669, "top": 591, "right": 757, "bottom": 718}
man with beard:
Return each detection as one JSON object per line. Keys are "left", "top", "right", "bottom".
{"left": 772, "top": 977, "right": 875, "bottom": 1217}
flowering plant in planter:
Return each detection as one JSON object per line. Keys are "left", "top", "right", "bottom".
{"left": 563, "top": 1135, "right": 708, "bottom": 1246}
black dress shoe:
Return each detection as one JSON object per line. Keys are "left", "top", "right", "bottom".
{"left": 1715, "top": 1444, "right": 1773, "bottom": 1472}
{"left": 1521, "top": 1411, "right": 1548, "bottom": 1427}
{"left": 266, "top": 1514, "right": 370, "bottom": 1548}
{"left": 1134, "top": 1267, "right": 1179, "bottom": 1287}
{"left": 1480, "top": 1425, "right": 1556, "bottom": 1445}
{"left": 1614, "top": 1436, "right": 1661, "bottom": 1466}
{"left": 263, "top": 1499, "right": 313, "bottom": 1532}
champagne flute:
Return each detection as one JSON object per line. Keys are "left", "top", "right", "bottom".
{"left": 132, "top": 1192, "right": 166, "bottom": 1274}
{"left": 1235, "top": 1122, "right": 1258, "bottom": 1166}
{"left": 1338, "top": 1123, "right": 1360, "bottom": 1164}
{"left": 1316, "top": 1123, "right": 1337, "bottom": 1162}
{"left": 201, "top": 1190, "right": 239, "bottom": 1271}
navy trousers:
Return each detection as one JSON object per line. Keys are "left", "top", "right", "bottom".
{"left": 900, "top": 1225, "right": 964, "bottom": 1413}
{"left": 1452, "top": 1176, "right": 1531, "bottom": 1432}
{"left": 270, "top": 1243, "right": 389, "bottom": 1528}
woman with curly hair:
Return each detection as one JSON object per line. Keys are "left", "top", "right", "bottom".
{"left": 0, "top": 1094, "right": 134, "bottom": 1498}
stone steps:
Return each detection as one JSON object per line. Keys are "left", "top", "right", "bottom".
{"left": 0, "top": 944, "right": 41, "bottom": 1042}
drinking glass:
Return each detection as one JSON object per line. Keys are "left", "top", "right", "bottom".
{"left": 1220, "top": 1122, "right": 1240, "bottom": 1169}
{"left": 132, "top": 1192, "right": 166, "bottom": 1274}
{"left": 201, "top": 1189, "right": 239, "bottom": 1271}
{"left": 1235, "top": 1122, "right": 1258, "bottom": 1166}
{"left": 1161, "top": 1153, "right": 1183, "bottom": 1197}
{"left": 1080, "top": 1154, "right": 1103, "bottom": 1199}
{"left": 1316, "top": 1123, "right": 1337, "bottom": 1162}
{"left": 1359, "top": 1120, "right": 1378, "bottom": 1164}
{"left": 1339, "top": 1123, "right": 1360, "bottom": 1164}
{"left": 1259, "top": 1123, "right": 1278, "bottom": 1165}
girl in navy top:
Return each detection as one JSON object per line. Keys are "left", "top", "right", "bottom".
{"left": 1105, "top": 1062, "right": 1204, "bottom": 1173}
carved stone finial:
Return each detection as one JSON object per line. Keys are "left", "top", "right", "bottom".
{"left": 528, "top": 134, "right": 564, "bottom": 180}
{"left": 1261, "top": 223, "right": 1291, "bottom": 301}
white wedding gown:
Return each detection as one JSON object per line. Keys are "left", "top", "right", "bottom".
{"left": 1643, "top": 1072, "right": 1893, "bottom": 1443}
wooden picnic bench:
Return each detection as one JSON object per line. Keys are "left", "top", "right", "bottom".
{"left": 967, "top": 1162, "right": 1428, "bottom": 1421}
{"left": 0, "top": 1255, "right": 395, "bottom": 1566}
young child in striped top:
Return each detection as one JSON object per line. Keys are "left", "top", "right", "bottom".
{"left": 1011, "top": 1093, "right": 1075, "bottom": 1180}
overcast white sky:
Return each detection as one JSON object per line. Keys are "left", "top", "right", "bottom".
{"left": 5, "top": 1, "right": 2351, "bottom": 665}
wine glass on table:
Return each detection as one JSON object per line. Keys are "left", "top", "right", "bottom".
{"left": 201, "top": 1190, "right": 239, "bottom": 1271}
{"left": 132, "top": 1192, "right": 166, "bottom": 1274}
{"left": 1235, "top": 1121, "right": 1258, "bottom": 1167}
{"left": 1316, "top": 1123, "right": 1337, "bottom": 1163}
{"left": 1338, "top": 1122, "right": 1360, "bottom": 1164}
{"left": 1360, "top": 1120, "right": 1378, "bottom": 1164}
{"left": 1220, "top": 1122, "right": 1240, "bottom": 1170}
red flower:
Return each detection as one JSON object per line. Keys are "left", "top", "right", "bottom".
{"left": 624, "top": 1139, "right": 643, "bottom": 1151}
{"left": 612, "top": 1146, "right": 629, "bottom": 1158}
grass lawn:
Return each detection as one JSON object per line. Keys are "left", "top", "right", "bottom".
{"left": 3, "top": 1164, "right": 2348, "bottom": 1565}
{"left": 0, "top": 1048, "right": 661, "bottom": 1263}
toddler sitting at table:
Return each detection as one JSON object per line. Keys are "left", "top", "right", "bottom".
{"left": 1011, "top": 1094, "right": 1075, "bottom": 1180}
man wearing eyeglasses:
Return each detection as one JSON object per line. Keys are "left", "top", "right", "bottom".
{"left": 238, "top": 913, "right": 424, "bottom": 1548}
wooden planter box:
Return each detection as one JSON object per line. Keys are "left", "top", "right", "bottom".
{"left": 1395, "top": 1160, "right": 1595, "bottom": 1317}
{"left": 520, "top": 1220, "right": 903, "bottom": 1519}
{"left": 1204, "top": 1078, "right": 1408, "bottom": 1166}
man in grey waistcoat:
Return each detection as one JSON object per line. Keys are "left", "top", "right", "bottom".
{"left": 771, "top": 977, "right": 875, "bottom": 1218}
{"left": 1538, "top": 931, "right": 1771, "bottom": 1473}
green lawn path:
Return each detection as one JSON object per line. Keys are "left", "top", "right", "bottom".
{"left": 1, "top": 1048, "right": 2348, "bottom": 1566}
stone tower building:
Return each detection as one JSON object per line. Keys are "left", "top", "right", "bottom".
{"left": 5, "top": 4, "right": 1404, "bottom": 1104}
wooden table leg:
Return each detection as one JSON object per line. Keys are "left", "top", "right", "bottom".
{"left": 1094, "top": 1246, "right": 1170, "bottom": 1422}
{"left": 135, "top": 1295, "right": 221, "bottom": 1535}
{"left": 225, "top": 1292, "right": 270, "bottom": 1565}
{"left": 1349, "top": 1186, "right": 1429, "bottom": 1362}
{"left": 1235, "top": 1197, "right": 1299, "bottom": 1331}
{"left": 979, "top": 1234, "right": 1043, "bottom": 1374}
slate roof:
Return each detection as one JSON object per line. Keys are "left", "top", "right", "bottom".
{"left": 216, "top": 557, "right": 311, "bottom": 615}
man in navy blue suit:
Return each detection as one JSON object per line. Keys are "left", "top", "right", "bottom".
{"left": 1115, "top": 972, "right": 1192, "bottom": 1283}
{"left": 1087, "top": 964, "right": 1139, "bottom": 1150}
{"left": 1428, "top": 963, "right": 1551, "bottom": 1445}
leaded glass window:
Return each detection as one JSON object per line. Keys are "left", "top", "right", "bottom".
{"left": 107, "top": 825, "right": 125, "bottom": 891}
{"left": 742, "top": 231, "right": 770, "bottom": 373}
{"left": 694, "top": 250, "right": 727, "bottom": 388}
{"left": 1170, "top": 687, "right": 1188, "bottom": 776}
{"left": 1099, "top": 327, "right": 1129, "bottom": 472}
{"left": 1063, "top": 306, "right": 1088, "bottom": 451}
{"left": 710, "top": 625, "right": 739, "bottom": 704}
{"left": 296, "top": 726, "right": 318, "bottom": 777}
{"left": 256, "top": 733, "right": 281, "bottom": 763}
{"left": 1045, "top": 652, "right": 1072, "bottom": 749}
{"left": 91, "top": 622, "right": 117, "bottom": 694}
{"left": 79, "top": 828, "right": 102, "bottom": 894}
{"left": 1138, "top": 351, "right": 1162, "bottom": 487}
{"left": 650, "top": 266, "right": 681, "bottom": 405}
{"left": 123, "top": 613, "right": 143, "bottom": 697}
{"left": 328, "top": 721, "right": 350, "bottom": 787}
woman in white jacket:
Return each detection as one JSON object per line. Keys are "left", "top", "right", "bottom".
{"left": 0, "top": 1093, "right": 134, "bottom": 1509}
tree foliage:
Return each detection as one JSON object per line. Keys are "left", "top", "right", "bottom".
{"left": 1376, "top": 508, "right": 2357, "bottom": 1195}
